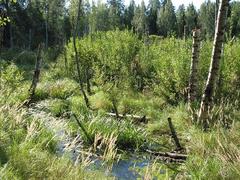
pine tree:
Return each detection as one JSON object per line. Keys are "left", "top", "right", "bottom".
{"left": 199, "top": 1, "right": 216, "bottom": 39}
{"left": 132, "top": 0, "right": 147, "bottom": 36}
{"left": 89, "top": 1, "right": 109, "bottom": 32}
{"left": 108, "top": 0, "right": 124, "bottom": 29}
{"left": 157, "top": 0, "right": 176, "bottom": 36}
{"left": 176, "top": 4, "right": 186, "bottom": 38}
{"left": 229, "top": 1, "right": 240, "bottom": 37}
{"left": 147, "top": 0, "right": 160, "bottom": 35}
{"left": 185, "top": 3, "right": 198, "bottom": 37}
{"left": 123, "top": 0, "right": 135, "bottom": 30}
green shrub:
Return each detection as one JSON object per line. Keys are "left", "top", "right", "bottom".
{"left": 89, "top": 91, "right": 113, "bottom": 111}
{"left": 72, "top": 115, "right": 147, "bottom": 150}
{"left": 48, "top": 99, "right": 69, "bottom": 117}
{"left": 36, "top": 78, "right": 78, "bottom": 100}
{"left": 69, "top": 95, "right": 89, "bottom": 117}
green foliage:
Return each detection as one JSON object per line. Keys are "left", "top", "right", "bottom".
{"left": 69, "top": 95, "right": 89, "bottom": 117}
{"left": 199, "top": 1, "right": 216, "bottom": 39}
{"left": 184, "top": 124, "right": 240, "bottom": 179}
{"left": 0, "top": 17, "right": 10, "bottom": 27}
{"left": 0, "top": 62, "right": 26, "bottom": 104}
{"left": 0, "top": 97, "right": 107, "bottom": 179}
{"left": 132, "top": 1, "right": 147, "bottom": 35}
{"left": 146, "top": 38, "right": 191, "bottom": 103}
{"left": 157, "top": 0, "right": 177, "bottom": 36}
{"left": 89, "top": 91, "right": 113, "bottom": 111}
{"left": 1, "top": 30, "right": 240, "bottom": 179}
{"left": 78, "top": 116, "right": 147, "bottom": 149}
{"left": 48, "top": 99, "right": 69, "bottom": 117}
{"left": 36, "top": 78, "right": 78, "bottom": 100}
{"left": 0, "top": 63, "right": 23, "bottom": 90}
{"left": 63, "top": 30, "right": 140, "bottom": 88}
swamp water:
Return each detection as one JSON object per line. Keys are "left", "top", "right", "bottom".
{"left": 29, "top": 103, "right": 168, "bottom": 179}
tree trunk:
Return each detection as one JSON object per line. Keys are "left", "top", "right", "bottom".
{"left": 167, "top": 118, "right": 182, "bottom": 151}
{"left": 112, "top": 100, "right": 119, "bottom": 119}
{"left": 64, "top": 48, "right": 68, "bottom": 73}
{"left": 28, "top": 29, "right": 32, "bottom": 50}
{"left": 215, "top": 0, "right": 220, "bottom": 26}
{"left": 198, "top": 0, "right": 229, "bottom": 129}
{"left": 73, "top": 0, "right": 90, "bottom": 108}
{"left": 188, "top": 29, "right": 201, "bottom": 112}
{"left": 9, "top": 21, "right": 13, "bottom": 48}
{"left": 86, "top": 68, "right": 92, "bottom": 95}
{"left": 45, "top": 1, "right": 49, "bottom": 49}
{"left": 3, "top": 0, "right": 11, "bottom": 48}
{"left": 183, "top": 25, "right": 187, "bottom": 41}
{"left": 24, "top": 43, "right": 43, "bottom": 106}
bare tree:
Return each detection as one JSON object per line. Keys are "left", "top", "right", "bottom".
{"left": 45, "top": 0, "right": 49, "bottom": 49}
{"left": 188, "top": 29, "right": 201, "bottom": 113}
{"left": 73, "top": 0, "right": 90, "bottom": 108}
{"left": 23, "top": 43, "right": 43, "bottom": 106}
{"left": 198, "top": 0, "right": 230, "bottom": 129}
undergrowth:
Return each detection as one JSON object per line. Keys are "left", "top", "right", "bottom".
{"left": 1, "top": 32, "right": 240, "bottom": 179}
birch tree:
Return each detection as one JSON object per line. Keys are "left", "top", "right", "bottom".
{"left": 198, "top": 0, "right": 230, "bottom": 129}
{"left": 188, "top": 29, "right": 200, "bottom": 112}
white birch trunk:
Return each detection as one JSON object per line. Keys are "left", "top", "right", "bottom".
{"left": 198, "top": 0, "right": 230, "bottom": 129}
{"left": 188, "top": 29, "right": 201, "bottom": 112}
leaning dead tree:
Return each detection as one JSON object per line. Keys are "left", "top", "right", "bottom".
{"left": 73, "top": 0, "right": 90, "bottom": 108}
{"left": 198, "top": 0, "right": 230, "bottom": 129}
{"left": 24, "top": 43, "right": 43, "bottom": 106}
{"left": 188, "top": 29, "right": 201, "bottom": 113}
{"left": 167, "top": 118, "right": 182, "bottom": 150}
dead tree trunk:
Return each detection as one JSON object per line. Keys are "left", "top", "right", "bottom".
{"left": 72, "top": 113, "right": 93, "bottom": 144}
{"left": 28, "top": 29, "right": 32, "bottom": 50}
{"left": 63, "top": 47, "right": 68, "bottom": 73}
{"left": 86, "top": 68, "right": 92, "bottom": 95}
{"left": 188, "top": 29, "right": 201, "bottom": 113}
{"left": 25, "top": 44, "right": 43, "bottom": 106}
{"left": 198, "top": 0, "right": 229, "bottom": 129}
{"left": 73, "top": 0, "right": 90, "bottom": 108}
{"left": 112, "top": 100, "right": 119, "bottom": 119}
{"left": 146, "top": 150, "right": 187, "bottom": 162}
{"left": 167, "top": 118, "right": 182, "bottom": 151}
{"left": 45, "top": 1, "right": 49, "bottom": 49}
{"left": 183, "top": 25, "right": 187, "bottom": 41}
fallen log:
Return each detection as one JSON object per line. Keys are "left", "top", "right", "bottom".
{"left": 146, "top": 149, "right": 188, "bottom": 161}
{"left": 106, "top": 112, "right": 150, "bottom": 123}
